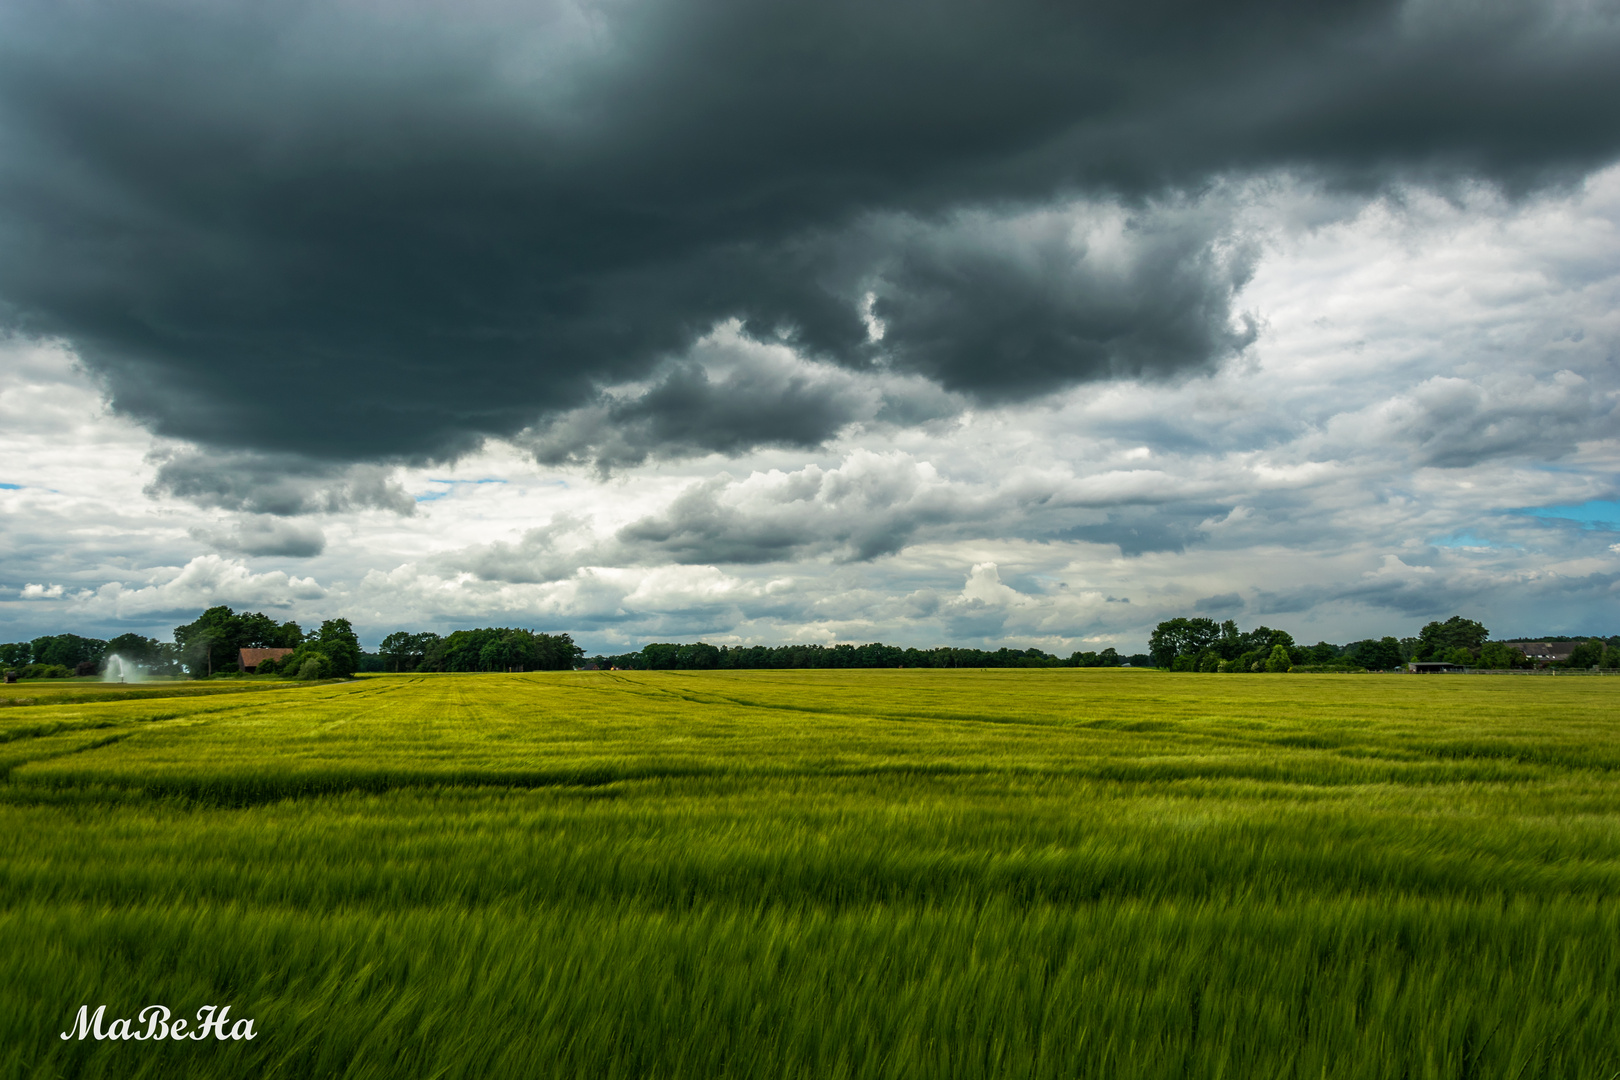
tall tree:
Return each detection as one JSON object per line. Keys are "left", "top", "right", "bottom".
{"left": 1148, "top": 618, "right": 1221, "bottom": 669}
{"left": 313, "top": 619, "right": 361, "bottom": 678}
{"left": 105, "top": 633, "right": 163, "bottom": 668}
{"left": 1566, "top": 639, "right": 1606, "bottom": 669}
{"left": 29, "top": 634, "right": 108, "bottom": 670}
{"left": 174, "top": 606, "right": 307, "bottom": 676}
{"left": 1412, "top": 617, "right": 1489, "bottom": 662}
{"left": 379, "top": 631, "right": 440, "bottom": 672}
{"left": 1346, "top": 637, "right": 1404, "bottom": 671}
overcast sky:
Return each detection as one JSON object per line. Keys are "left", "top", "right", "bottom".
{"left": 2, "top": 0, "right": 1617, "bottom": 653}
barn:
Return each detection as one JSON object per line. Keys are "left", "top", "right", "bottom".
{"left": 239, "top": 648, "right": 295, "bottom": 673}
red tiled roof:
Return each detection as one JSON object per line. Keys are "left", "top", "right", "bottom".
{"left": 239, "top": 647, "right": 295, "bottom": 668}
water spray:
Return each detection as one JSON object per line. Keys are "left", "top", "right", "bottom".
{"left": 102, "top": 655, "right": 147, "bottom": 684}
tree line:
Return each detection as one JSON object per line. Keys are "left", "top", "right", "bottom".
{"left": 578, "top": 642, "right": 1153, "bottom": 671}
{"left": 1, "top": 606, "right": 360, "bottom": 680}
{"left": 1147, "top": 615, "right": 1620, "bottom": 672}
{"left": 0, "top": 633, "right": 129, "bottom": 678}
{"left": 9, "top": 608, "right": 1615, "bottom": 682}
{"left": 3, "top": 610, "right": 586, "bottom": 681}
{"left": 376, "top": 628, "right": 582, "bottom": 673}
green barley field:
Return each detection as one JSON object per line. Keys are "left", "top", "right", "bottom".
{"left": 1, "top": 669, "right": 1617, "bottom": 1079}
{"left": 0, "top": 678, "right": 308, "bottom": 709}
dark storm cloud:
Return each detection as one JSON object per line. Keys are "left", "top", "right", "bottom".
{"left": 866, "top": 205, "right": 1260, "bottom": 399}
{"left": 1195, "top": 592, "right": 1245, "bottom": 614}
{"left": 1243, "top": 561, "right": 1620, "bottom": 622}
{"left": 1383, "top": 372, "right": 1606, "bottom": 468}
{"left": 1051, "top": 507, "right": 1220, "bottom": 556}
{"left": 460, "top": 453, "right": 991, "bottom": 579}
{"left": 459, "top": 452, "right": 1239, "bottom": 581}
{"left": 1396, "top": 547, "right": 1446, "bottom": 569}
{"left": 526, "top": 359, "right": 866, "bottom": 469}
{"left": 191, "top": 517, "right": 327, "bottom": 558}
{"left": 609, "top": 476, "right": 929, "bottom": 565}
{"left": 611, "top": 454, "right": 981, "bottom": 566}
{"left": 518, "top": 335, "right": 960, "bottom": 470}
{"left": 2, "top": 0, "right": 1618, "bottom": 470}
{"left": 459, "top": 515, "right": 597, "bottom": 584}
{"left": 147, "top": 451, "right": 414, "bottom": 516}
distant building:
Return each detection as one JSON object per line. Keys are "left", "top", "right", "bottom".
{"left": 1508, "top": 642, "right": 1577, "bottom": 665}
{"left": 239, "top": 647, "right": 295, "bottom": 673}
{"left": 1409, "top": 661, "right": 1466, "bottom": 674}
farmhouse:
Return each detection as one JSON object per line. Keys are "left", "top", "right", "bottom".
{"left": 239, "top": 648, "right": 295, "bottom": 673}
{"left": 1508, "top": 642, "right": 1577, "bottom": 665}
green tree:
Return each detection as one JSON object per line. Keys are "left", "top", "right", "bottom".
{"left": 1344, "top": 637, "right": 1405, "bottom": 671}
{"left": 313, "top": 619, "right": 361, "bottom": 678}
{"left": 1412, "top": 616, "right": 1489, "bottom": 662}
{"left": 1477, "top": 642, "right": 1527, "bottom": 670}
{"left": 1565, "top": 639, "right": 1606, "bottom": 669}
{"left": 641, "top": 643, "right": 680, "bottom": 670}
{"left": 411, "top": 628, "right": 578, "bottom": 672}
{"left": 1265, "top": 644, "right": 1292, "bottom": 673}
{"left": 236, "top": 612, "right": 291, "bottom": 650}
{"left": 531, "top": 632, "right": 582, "bottom": 670}
{"left": 269, "top": 618, "right": 360, "bottom": 679}
{"left": 173, "top": 607, "right": 304, "bottom": 677}
{"left": 1245, "top": 626, "right": 1295, "bottom": 653}
{"left": 677, "top": 643, "right": 721, "bottom": 669}
{"left": 378, "top": 632, "right": 411, "bottom": 671}
{"left": 1148, "top": 618, "right": 1221, "bottom": 669}
{"left": 479, "top": 636, "right": 522, "bottom": 671}
{"left": 1304, "top": 641, "right": 1341, "bottom": 664}
{"left": 379, "top": 631, "right": 440, "bottom": 672}
{"left": 30, "top": 634, "right": 107, "bottom": 671}
{"left": 105, "top": 633, "right": 162, "bottom": 667}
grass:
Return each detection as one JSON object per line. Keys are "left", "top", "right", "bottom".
{"left": 0, "top": 669, "right": 1616, "bottom": 1078}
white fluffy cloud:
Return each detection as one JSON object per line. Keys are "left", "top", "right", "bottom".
{"left": 22, "top": 557, "right": 326, "bottom": 621}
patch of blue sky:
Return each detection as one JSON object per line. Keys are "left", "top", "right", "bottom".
{"left": 1429, "top": 532, "right": 1498, "bottom": 548}
{"left": 414, "top": 478, "right": 508, "bottom": 502}
{"left": 1513, "top": 500, "right": 1620, "bottom": 529}
{"left": 0, "top": 483, "right": 21, "bottom": 490}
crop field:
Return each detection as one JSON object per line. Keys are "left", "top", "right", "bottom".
{"left": 1, "top": 669, "right": 1617, "bottom": 1079}
{"left": 0, "top": 678, "right": 310, "bottom": 709}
